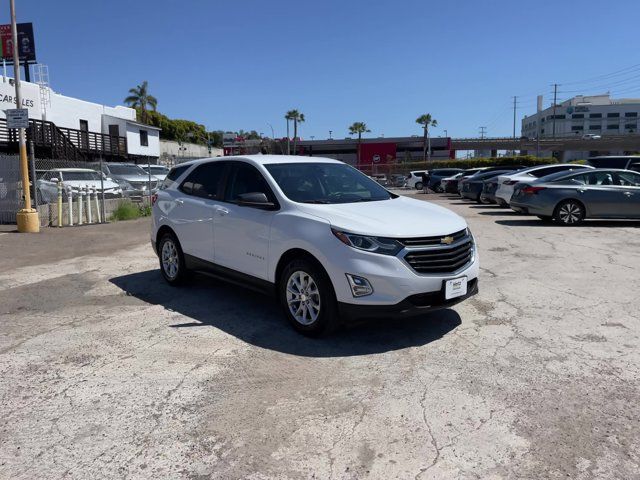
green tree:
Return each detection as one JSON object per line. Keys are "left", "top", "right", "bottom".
{"left": 285, "top": 109, "right": 305, "bottom": 155}
{"left": 416, "top": 114, "right": 438, "bottom": 162}
{"left": 124, "top": 81, "right": 158, "bottom": 124}
{"left": 348, "top": 122, "right": 371, "bottom": 165}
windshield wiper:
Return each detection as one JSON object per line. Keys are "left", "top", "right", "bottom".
{"left": 301, "top": 199, "right": 332, "bottom": 204}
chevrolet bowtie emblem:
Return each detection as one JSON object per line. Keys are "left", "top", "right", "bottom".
{"left": 441, "top": 236, "right": 454, "bottom": 245}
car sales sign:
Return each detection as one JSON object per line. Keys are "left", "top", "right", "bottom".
{"left": 6, "top": 108, "right": 28, "bottom": 128}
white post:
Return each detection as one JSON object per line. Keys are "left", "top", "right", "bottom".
{"left": 77, "top": 186, "right": 83, "bottom": 225}
{"left": 86, "top": 185, "right": 92, "bottom": 224}
{"left": 67, "top": 187, "right": 73, "bottom": 226}
{"left": 94, "top": 184, "right": 101, "bottom": 223}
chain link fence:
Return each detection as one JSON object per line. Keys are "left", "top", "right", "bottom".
{"left": 1, "top": 154, "right": 157, "bottom": 225}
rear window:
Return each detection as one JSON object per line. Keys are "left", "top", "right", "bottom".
{"left": 162, "top": 165, "right": 191, "bottom": 189}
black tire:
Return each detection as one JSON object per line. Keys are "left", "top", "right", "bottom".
{"left": 553, "top": 200, "right": 585, "bottom": 225}
{"left": 158, "top": 232, "right": 189, "bottom": 285}
{"left": 415, "top": 182, "right": 423, "bottom": 191}
{"left": 279, "top": 258, "right": 339, "bottom": 337}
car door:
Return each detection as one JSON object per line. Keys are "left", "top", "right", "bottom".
{"left": 213, "top": 162, "right": 277, "bottom": 280}
{"left": 574, "top": 171, "right": 621, "bottom": 217}
{"left": 170, "top": 162, "right": 228, "bottom": 263}
{"left": 613, "top": 171, "right": 640, "bottom": 218}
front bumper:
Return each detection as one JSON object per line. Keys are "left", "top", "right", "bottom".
{"left": 338, "top": 278, "right": 479, "bottom": 323}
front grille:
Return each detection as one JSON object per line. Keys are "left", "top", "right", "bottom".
{"left": 398, "top": 228, "right": 467, "bottom": 248}
{"left": 129, "top": 181, "right": 156, "bottom": 190}
{"left": 403, "top": 232, "right": 474, "bottom": 274}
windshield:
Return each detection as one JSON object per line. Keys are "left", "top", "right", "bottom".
{"left": 61, "top": 171, "right": 103, "bottom": 181}
{"left": 265, "top": 162, "right": 394, "bottom": 204}
{"left": 108, "top": 164, "right": 146, "bottom": 175}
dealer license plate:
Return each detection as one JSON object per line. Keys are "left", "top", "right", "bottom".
{"left": 445, "top": 277, "right": 468, "bottom": 300}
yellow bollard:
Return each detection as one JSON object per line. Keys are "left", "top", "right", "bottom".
{"left": 57, "top": 180, "right": 63, "bottom": 227}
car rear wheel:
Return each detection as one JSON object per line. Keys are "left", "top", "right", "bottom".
{"left": 158, "top": 233, "right": 188, "bottom": 285}
{"left": 415, "top": 182, "right": 423, "bottom": 190}
{"left": 279, "top": 258, "right": 339, "bottom": 336}
{"left": 554, "top": 200, "right": 585, "bottom": 225}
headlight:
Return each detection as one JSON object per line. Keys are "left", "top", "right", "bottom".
{"left": 331, "top": 228, "right": 402, "bottom": 255}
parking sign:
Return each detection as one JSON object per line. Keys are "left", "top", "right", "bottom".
{"left": 6, "top": 108, "right": 28, "bottom": 128}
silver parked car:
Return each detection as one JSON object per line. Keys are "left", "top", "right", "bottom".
{"left": 510, "top": 169, "right": 640, "bottom": 225}
{"left": 102, "top": 163, "right": 159, "bottom": 198}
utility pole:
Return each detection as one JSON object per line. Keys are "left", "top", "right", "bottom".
{"left": 552, "top": 83, "right": 558, "bottom": 139}
{"left": 479, "top": 126, "right": 487, "bottom": 139}
{"left": 10, "top": 0, "right": 38, "bottom": 232}
{"left": 286, "top": 118, "right": 290, "bottom": 155}
{"left": 512, "top": 96, "right": 518, "bottom": 139}
{"left": 329, "top": 130, "right": 332, "bottom": 139}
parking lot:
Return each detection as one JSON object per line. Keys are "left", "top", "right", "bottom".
{"left": 1, "top": 192, "right": 639, "bottom": 479}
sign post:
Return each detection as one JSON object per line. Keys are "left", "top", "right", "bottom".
{"left": 8, "top": 0, "right": 38, "bottom": 232}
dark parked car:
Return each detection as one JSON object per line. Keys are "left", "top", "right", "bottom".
{"left": 442, "top": 172, "right": 464, "bottom": 193}
{"left": 510, "top": 169, "right": 640, "bottom": 225}
{"left": 428, "top": 168, "right": 464, "bottom": 192}
{"left": 460, "top": 170, "right": 516, "bottom": 203}
{"left": 588, "top": 155, "right": 640, "bottom": 172}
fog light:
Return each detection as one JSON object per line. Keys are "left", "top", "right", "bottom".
{"left": 345, "top": 274, "right": 373, "bottom": 297}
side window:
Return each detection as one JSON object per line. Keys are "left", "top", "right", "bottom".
{"left": 140, "top": 130, "right": 149, "bottom": 147}
{"left": 225, "top": 164, "right": 273, "bottom": 202}
{"left": 180, "top": 162, "right": 226, "bottom": 199}
{"left": 616, "top": 172, "right": 640, "bottom": 186}
{"left": 586, "top": 172, "right": 618, "bottom": 186}
{"left": 568, "top": 174, "right": 588, "bottom": 185}
{"left": 162, "top": 165, "right": 190, "bottom": 189}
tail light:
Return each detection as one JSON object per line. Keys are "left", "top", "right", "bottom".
{"left": 151, "top": 193, "right": 158, "bottom": 205}
{"left": 522, "top": 186, "right": 546, "bottom": 195}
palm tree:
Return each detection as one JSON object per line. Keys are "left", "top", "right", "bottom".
{"left": 124, "top": 81, "right": 158, "bottom": 124}
{"left": 285, "top": 109, "right": 305, "bottom": 155}
{"left": 348, "top": 122, "right": 371, "bottom": 166}
{"left": 416, "top": 114, "right": 438, "bottom": 162}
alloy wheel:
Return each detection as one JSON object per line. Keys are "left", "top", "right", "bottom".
{"left": 161, "top": 239, "right": 179, "bottom": 279}
{"left": 558, "top": 202, "right": 583, "bottom": 224}
{"left": 286, "top": 270, "right": 321, "bottom": 326}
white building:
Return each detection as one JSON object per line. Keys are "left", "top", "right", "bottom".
{"left": 521, "top": 94, "right": 640, "bottom": 161}
{"left": 0, "top": 75, "right": 160, "bottom": 161}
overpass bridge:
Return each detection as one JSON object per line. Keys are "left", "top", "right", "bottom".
{"left": 451, "top": 135, "right": 640, "bottom": 158}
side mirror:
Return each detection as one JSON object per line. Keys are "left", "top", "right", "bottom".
{"left": 50, "top": 177, "right": 59, "bottom": 183}
{"left": 237, "top": 192, "right": 276, "bottom": 210}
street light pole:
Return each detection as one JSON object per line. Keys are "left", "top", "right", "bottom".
{"left": 10, "top": 0, "right": 38, "bottom": 232}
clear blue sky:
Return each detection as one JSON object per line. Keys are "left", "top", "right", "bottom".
{"left": 6, "top": 0, "right": 640, "bottom": 139}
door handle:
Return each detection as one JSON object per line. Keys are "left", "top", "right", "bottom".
{"left": 175, "top": 198, "right": 184, "bottom": 205}
{"left": 217, "top": 206, "right": 230, "bottom": 216}
{"left": 577, "top": 188, "right": 586, "bottom": 193}
{"left": 624, "top": 191, "right": 634, "bottom": 197}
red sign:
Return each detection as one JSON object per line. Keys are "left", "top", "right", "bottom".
{"left": 358, "top": 142, "right": 397, "bottom": 166}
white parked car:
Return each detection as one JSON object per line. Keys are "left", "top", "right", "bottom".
{"left": 406, "top": 170, "right": 428, "bottom": 190}
{"left": 151, "top": 155, "right": 479, "bottom": 336}
{"left": 36, "top": 168, "right": 123, "bottom": 204}
{"left": 142, "top": 164, "right": 170, "bottom": 181}
{"left": 494, "top": 164, "right": 593, "bottom": 207}
{"left": 582, "top": 134, "right": 602, "bottom": 140}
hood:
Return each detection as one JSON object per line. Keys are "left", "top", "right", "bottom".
{"left": 111, "top": 174, "right": 154, "bottom": 183}
{"left": 295, "top": 195, "right": 467, "bottom": 238}
{"left": 61, "top": 179, "right": 120, "bottom": 190}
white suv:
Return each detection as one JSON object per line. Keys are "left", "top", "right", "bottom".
{"left": 406, "top": 170, "right": 427, "bottom": 190}
{"left": 151, "top": 155, "right": 479, "bottom": 336}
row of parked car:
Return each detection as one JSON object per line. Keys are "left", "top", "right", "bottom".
{"left": 407, "top": 156, "right": 640, "bottom": 225}
{"left": 36, "top": 163, "right": 170, "bottom": 204}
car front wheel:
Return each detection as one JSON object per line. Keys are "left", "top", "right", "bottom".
{"left": 279, "top": 259, "right": 338, "bottom": 336}
{"left": 415, "top": 182, "right": 423, "bottom": 190}
{"left": 158, "top": 233, "right": 188, "bottom": 285}
{"left": 554, "top": 200, "right": 585, "bottom": 225}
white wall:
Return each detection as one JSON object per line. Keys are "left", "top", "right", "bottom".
{"left": 0, "top": 77, "right": 42, "bottom": 119}
{"left": 126, "top": 123, "right": 160, "bottom": 157}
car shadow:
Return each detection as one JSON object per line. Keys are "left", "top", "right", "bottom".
{"left": 496, "top": 219, "right": 640, "bottom": 228}
{"left": 478, "top": 210, "right": 523, "bottom": 216}
{"left": 109, "top": 270, "right": 462, "bottom": 358}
